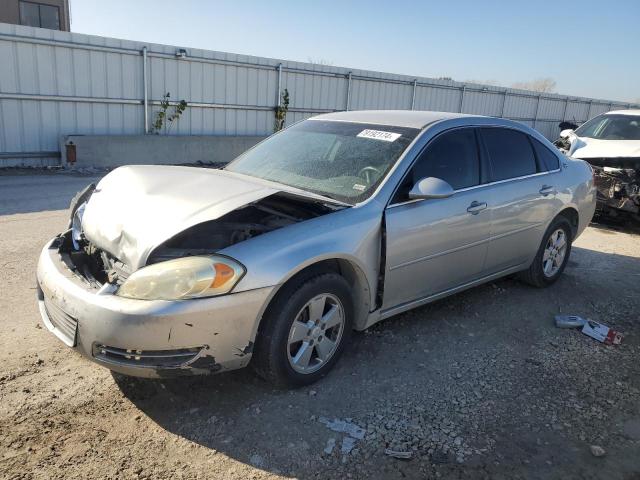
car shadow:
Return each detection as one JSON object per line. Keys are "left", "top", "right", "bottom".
{"left": 112, "top": 245, "right": 640, "bottom": 478}
{"left": 589, "top": 217, "right": 640, "bottom": 235}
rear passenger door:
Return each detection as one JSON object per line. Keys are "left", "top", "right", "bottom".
{"left": 479, "top": 127, "right": 560, "bottom": 274}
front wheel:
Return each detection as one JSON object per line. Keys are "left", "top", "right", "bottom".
{"left": 252, "top": 272, "right": 353, "bottom": 387}
{"left": 519, "top": 216, "right": 573, "bottom": 288}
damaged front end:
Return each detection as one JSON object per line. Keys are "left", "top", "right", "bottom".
{"left": 64, "top": 192, "right": 337, "bottom": 289}
{"left": 553, "top": 136, "right": 640, "bottom": 222}
{"left": 588, "top": 158, "right": 640, "bottom": 222}
{"left": 65, "top": 166, "right": 342, "bottom": 289}
{"left": 147, "top": 194, "right": 337, "bottom": 264}
{"left": 37, "top": 165, "right": 344, "bottom": 378}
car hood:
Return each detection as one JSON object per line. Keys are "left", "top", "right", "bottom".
{"left": 569, "top": 136, "right": 640, "bottom": 159}
{"left": 81, "top": 165, "right": 334, "bottom": 270}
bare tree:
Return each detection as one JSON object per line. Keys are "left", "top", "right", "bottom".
{"left": 511, "top": 78, "right": 557, "bottom": 93}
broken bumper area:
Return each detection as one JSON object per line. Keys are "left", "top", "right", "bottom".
{"left": 589, "top": 160, "right": 640, "bottom": 222}
{"left": 36, "top": 239, "right": 274, "bottom": 378}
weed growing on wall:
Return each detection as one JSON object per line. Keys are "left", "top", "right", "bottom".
{"left": 151, "top": 92, "right": 188, "bottom": 134}
{"left": 274, "top": 89, "right": 289, "bottom": 132}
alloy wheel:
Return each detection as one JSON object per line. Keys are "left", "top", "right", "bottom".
{"left": 542, "top": 228, "right": 567, "bottom": 277}
{"left": 286, "top": 293, "right": 345, "bottom": 374}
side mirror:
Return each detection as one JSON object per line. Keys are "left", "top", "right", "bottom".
{"left": 560, "top": 128, "right": 575, "bottom": 138}
{"left": 408, "top": 177, "right": 454, "bottom": 200}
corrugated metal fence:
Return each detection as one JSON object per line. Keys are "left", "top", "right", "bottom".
{"left": 1, "top": 23, "right": 638, "bottom": 167}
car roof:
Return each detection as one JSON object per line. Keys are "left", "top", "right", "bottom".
{"left": 605, "top": 109, "right": 640, "bottom": 116}
{"left": 311, "top": 110, "right": 477, "bottom": 129}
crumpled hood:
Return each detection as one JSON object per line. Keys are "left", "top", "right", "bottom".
{"left": 82, "top": 165, "right": 279, "bottom": 269}
{"left": 569, "top": 136, "right": 640, "bottom": 159}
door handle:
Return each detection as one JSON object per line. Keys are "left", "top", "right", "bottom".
{"left": 467, "top": 201, "right": 487, "bottom": 214}
{"left": 539, "top": 185, "right": 555, "bottom": 196}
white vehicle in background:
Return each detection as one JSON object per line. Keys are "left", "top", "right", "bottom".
{"left": 556, "top": 110, "right": 640, "bottom": 222}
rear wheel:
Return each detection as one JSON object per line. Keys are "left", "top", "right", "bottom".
{"left": 519, "top": 216, "right": 573, "bottom": 288}
{"left": 252, "top": 272, "right": 353, "bottom": 387}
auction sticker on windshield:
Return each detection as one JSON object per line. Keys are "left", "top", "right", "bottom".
{"left": 357, "top": 129, "right": 402, "bottom": 142}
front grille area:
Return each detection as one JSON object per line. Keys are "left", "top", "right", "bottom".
{"left": 43, "top": 297, "right": 78, "bottom": 347}
{"left": 92, "top": 344, "right": 203, "bottom": 368}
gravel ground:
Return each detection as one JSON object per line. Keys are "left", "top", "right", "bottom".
{"left": 1, "top": 173, "right": 639, "bottom": 480}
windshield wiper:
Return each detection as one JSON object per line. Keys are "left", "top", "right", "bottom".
{"left": 310, "top": 192, "right": 353, "bottom": 207}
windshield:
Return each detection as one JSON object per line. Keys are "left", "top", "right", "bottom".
{"left": 575, "top": 114, "right": 640, "bottom": 140}
{"left": 225, "top": 120, "right": 419, "bottom": 204}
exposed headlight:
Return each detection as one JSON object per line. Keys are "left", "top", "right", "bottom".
{"left": 116, "top": 256, "right": 245, "bottom": 301}
{"left": 71, "top": 202, "right": 86, "bottom": 250}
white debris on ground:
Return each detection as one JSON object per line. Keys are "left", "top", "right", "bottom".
{"left": 319, "top": 417, "right": 366, "bottom": 458}
{"left": 318, "top": 417, "right": 366, "bottom": 439}
{"left": 384, "top": 448, "right": 413, "bottom": 459}
{"left": 341, "top": 437, "right": 357, "bottom": 455}
{"left": 323, "top": 438, "right": 336, "bottom": 455}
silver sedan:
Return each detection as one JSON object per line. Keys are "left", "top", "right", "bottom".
{"left": 36, "top": 110, "right": 596, "bottom": 386}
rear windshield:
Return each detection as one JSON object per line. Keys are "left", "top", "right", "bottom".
{"left": 225, "top": 120, "right": 419, "bottom": 204}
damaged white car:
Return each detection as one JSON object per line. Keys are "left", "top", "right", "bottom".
{"left": 556, "top": 109, "right": 640, "bottom": 221}
{"left": 37, "top": 111, "right": 596, "bottom": 386}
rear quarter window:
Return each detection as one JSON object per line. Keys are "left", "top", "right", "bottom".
{"left": 481, "top": 128, "right": 537, "bottom": 181}
{"left": 531, "top": 138, "right": 560, "bottom": 171}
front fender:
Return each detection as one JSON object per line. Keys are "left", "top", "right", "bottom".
{"left": 220, "top": 203, "right": 383, "bottom": 308}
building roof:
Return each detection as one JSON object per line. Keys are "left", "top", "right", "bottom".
{"left": 312, "top": 110, "right": 475, "bottom": 129}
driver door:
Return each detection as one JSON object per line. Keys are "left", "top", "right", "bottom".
{"left": 382, "top": 128, "right": 492, "bottom": 310}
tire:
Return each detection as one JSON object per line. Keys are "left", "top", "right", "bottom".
{"left": 252, "top": 271, "right": 354, "bottom": 387}
{"left": 519, "top": 216, "right": 573, "bottom": 288}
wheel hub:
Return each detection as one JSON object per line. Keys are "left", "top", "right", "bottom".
{"left": 286, "top": 293, "right": 345, "bottom": 374}
{"left": 310, "top": 326, "right": 322, "bottom": 339}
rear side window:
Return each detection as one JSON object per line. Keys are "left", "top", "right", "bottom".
{"left": 531, "top": 138, "right": 560, "bottom": 171}
{"left": 481, "top": 128, "right": 537, "bottom": 181}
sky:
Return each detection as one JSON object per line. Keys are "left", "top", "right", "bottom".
{"left": 69, "top": 0, "right": 640, "bottom": 103}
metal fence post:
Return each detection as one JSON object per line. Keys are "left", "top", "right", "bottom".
{"left": 533, "top": 94, "right": 541, "bottom": 129}
{"left": 499, "top": 90, "right": 507, "bottom": 117}
{"left": 586, "top": 100, "right": 593, "bottom": 121}
{"left": 345, "top": 72, "right": 352, "bottom": 111}
{"left": 411, "top": 79, "right": 417, "bottom": 110}
{"left": 276, "top": 63, "right": 282, "bottom": 107}
{"left": 142, "top": 46, "right": 148, "bottom": 134}
{"left": 458, "top": 85, "right": 466, "bottom": 113}
{"left": 562, "top": 97, "right": 569, "bottom": 122}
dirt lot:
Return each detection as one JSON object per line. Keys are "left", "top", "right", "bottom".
{"left": 1, "top": 173, "right": 639, "bottom": 480}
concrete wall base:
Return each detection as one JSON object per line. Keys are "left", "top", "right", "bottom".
{"left": 60, "top": 135, "right": 266, "bottom": 168}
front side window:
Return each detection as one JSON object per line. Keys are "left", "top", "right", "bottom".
{"left": 225, "top": 120, "right": 419, "bottom": 204}
{"left": 575, "top": 114, "right": 640, "bottom": 140}
{"left": 392, "top": 128, "right": 480, "bottom": 202}
{"left": 481, "top": 128, "right": 537, "bottom": 181}
{"left": 20, "top": 2, "right": 60, "bottom": 30}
